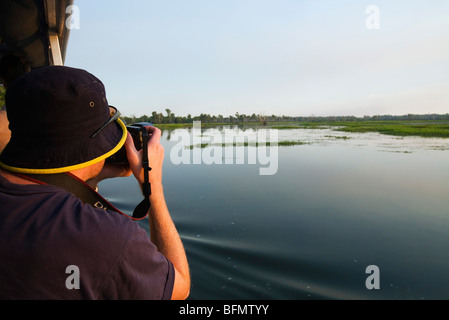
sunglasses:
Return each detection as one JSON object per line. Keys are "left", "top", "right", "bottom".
{"left": 90, "top": 106, "right": 121, "bottom": 138}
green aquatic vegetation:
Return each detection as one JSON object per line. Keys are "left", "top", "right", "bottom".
{"left": 277, "top": 140, "right": 310, "bottom": 146}
{"left": 0, "top": 86, "right": 5, "bottom": 109}
{"left": 324, "top": 135, "right": 351, "bottom": 140}
{"left": 186, "top": 140, "right": 309, "bottom": 149}
{"left": 333, "top": 121, "right": 449, "bottom": 138}
{"left": 289, "top": 120, "right": 449, "bottom": 138}
{"left": 152, "top": 119, "right": 449, "bottom": 138}
{"left": 430, "top": 145, "right": 449, "bottom": 151}
{"left": 154, "top": 123, "right": 193, "bottom": 129}
{"left": 271, "top": 125, "right": 301, "bottom": 129}
{"left": 380, "top": 150, "right": 413, "bottom": 154}
{"left": 187, "top": 143, "right": 210, "bottom": 149}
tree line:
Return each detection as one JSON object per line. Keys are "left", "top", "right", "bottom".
{"left": 121, "top": 108, "right": 449, "bottom": 125}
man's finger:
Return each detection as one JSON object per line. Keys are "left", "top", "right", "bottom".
{"left": 145, "top": 126, "right": 161, "bottom": 142}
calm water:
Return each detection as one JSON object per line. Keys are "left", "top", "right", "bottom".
{"left": 100, "top": 126, "right": 449, "bottom": 300}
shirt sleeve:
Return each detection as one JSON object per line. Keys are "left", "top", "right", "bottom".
{"left": 101, "top": 224, "right": 175, "bottom": 300}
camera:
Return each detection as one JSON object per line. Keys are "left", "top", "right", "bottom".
{"left": 106, "top": 122, "right": 153, "bottom": 163}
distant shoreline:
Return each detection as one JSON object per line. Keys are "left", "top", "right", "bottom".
{"left": 139, "top": 119, "right": 449, "bottom": 139}
{"left": 121, "top": 112, "right": 449, "bottom": 127}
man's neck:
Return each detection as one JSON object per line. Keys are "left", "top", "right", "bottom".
{"left": 0, "top": 161, "right": 104, "bottom": 186}
{"left": 0, "top": 168, "right": 38, "bottom": 185}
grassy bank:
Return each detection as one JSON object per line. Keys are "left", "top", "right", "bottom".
{"left": 148, "top": 119, "right": 449, "bottom": 138}
{"left": 275, "top": 120, "right": 449, "bottom": 138}
{"left": 334, "top": 121, "right": 449, "bottom": 138}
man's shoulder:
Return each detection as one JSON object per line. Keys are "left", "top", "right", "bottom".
{"left": 2, "top": 181, "right": 144, "bottom": 244}
{"left": 63, "top": 191, "right": 144, "bottom": 239}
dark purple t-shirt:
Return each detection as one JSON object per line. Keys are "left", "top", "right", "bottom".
{"left": 0, "top": 175, "right": 174, "bottom": 300}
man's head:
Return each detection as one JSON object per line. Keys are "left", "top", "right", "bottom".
{"left": 0, "top": 66, "right": 127, "bottom": 174}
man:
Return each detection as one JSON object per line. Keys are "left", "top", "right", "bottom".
{"left": 0, "top": 66, "right": 190, "bottom": 300}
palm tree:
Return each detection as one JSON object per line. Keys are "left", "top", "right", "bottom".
{"left": 165, "top": 108, "right": 172, "bottom": 123}
{"left": 152, "top": 111, "right": 158, "bottom": 124}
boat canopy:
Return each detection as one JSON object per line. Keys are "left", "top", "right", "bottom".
{"left": 0, "top": 0, "right": 73, "bottom": 69}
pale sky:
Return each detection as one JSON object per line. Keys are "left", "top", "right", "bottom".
{"left": 65, "top": 0, "right": 449, "bottom": 118}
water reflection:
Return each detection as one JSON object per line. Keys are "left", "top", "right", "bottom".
{"left": 99, "top": 127, "right": 449, "bottom": 300}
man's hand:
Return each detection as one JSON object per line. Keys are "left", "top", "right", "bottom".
{"left": 125, "top": 126, "right": 164, "bottom": 192}
{"left": 124, "top": 125, "right": 190, "bottom": 299}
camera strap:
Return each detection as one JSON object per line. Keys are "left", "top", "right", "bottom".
{"left": 16, "top": 171, "right": 126, "bottom": 212}
{"left": 132, "top": 126, "right": 151, "bottom": 219}
{"left": 15, "top": 171, "right": 150, "bottom": 221}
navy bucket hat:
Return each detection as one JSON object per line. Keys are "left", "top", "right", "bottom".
{"left": 0, "top": 66, "right": 127, "bottom": 174}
